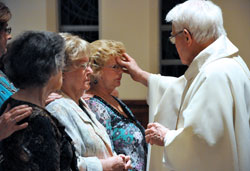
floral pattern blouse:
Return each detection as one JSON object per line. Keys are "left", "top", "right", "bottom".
{"left": 0, "top": 97, "right": 78, "bottom": 171}
{"left": 86, "top": 95, "right": 147, "bottom": 171}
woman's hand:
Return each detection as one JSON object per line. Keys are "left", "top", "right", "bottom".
{"left": 116, "top": 53, "right": 150, "bottom": 86}
{"left": 81, "top": 92, "right": 93, "bottom": 100}
{"left": 0, "top": 104, "right": 32, "bottom": 140}
{"left": 100, "top": 155, "right": 131, "bottom": 171}
{"left": 45, "top": 92, "right": 62, "bottom": 105}
{"left": 118, "top": 154, "right": 132, "bottom": 170}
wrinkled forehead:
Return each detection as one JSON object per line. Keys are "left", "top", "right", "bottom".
{"left": 76, "top": 55, "right": 89, "bottom": 64}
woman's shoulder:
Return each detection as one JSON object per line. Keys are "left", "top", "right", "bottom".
{"left": 28, "top": 107, "right": 64, "bottom": 143}
{"left": 46, "top": 96, "right": 77, "bottom": 111}
{"left": 22, "top": 104, "right": 58, "bottom": 128}
{"left": 6, "top": 98, "right": 59, "bottom": 130}
{"left": 0, "top": 98, "right": 49, "bottom": 121}
{"left": 46, "top": 97, "right": 80, "bottom": 123}
{"left": 3, "top": 99, "right": 59, "bottom": 138}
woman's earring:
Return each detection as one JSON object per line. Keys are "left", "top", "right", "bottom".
{"left": 94, "top": 79, "right": 98, "bottom": 84}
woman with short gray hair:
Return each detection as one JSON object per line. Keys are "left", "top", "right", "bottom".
{"left": 0, "top": 31, "right": 78, "bottom": 171}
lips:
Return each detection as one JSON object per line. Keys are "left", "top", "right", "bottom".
{"left": 117, "top": 76, "right": 122, "bottom": 81}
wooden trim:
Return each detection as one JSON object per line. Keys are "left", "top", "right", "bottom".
{"left": 122, "top": 100, "right": 149, "bottom": 129}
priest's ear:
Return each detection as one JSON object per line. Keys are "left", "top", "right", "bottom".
{"left": 183, "top": 29, "right": 192, "bottom": 46}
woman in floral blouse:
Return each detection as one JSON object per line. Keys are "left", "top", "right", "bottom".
{"left": 84, "top": 40, "right": 147, "bottom": 171}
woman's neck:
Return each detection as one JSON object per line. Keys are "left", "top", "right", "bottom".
{"left": 61, "top": 87, "right": 82, "bottom": 105}
{"left": 12, "top": 87, "right": 50, "bottom": 107}
{"left": 88, "top": 86, "right": 119, "bottom": 109}
{"left": 88, "top": 86, "right": 113, "bottom": 100}
{"left": 89, "top": 85, "right": 127, "bottom": 117}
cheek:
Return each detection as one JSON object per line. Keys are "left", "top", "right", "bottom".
{"left": 80, "top": 71, "right": 91, "bottom": 85}
{"left": 82, "top": 75, "right": 91, "bottom": 90}
{"left": 82, "top": 71, "right": 89, "bottom": 80}
{"left": 175, "top": 43, "right": 185, "bottom": 61}
{"left": 101, "top": 74, "right": 110, "bottom": 83}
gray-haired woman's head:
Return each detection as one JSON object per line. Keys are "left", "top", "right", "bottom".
{"left": 59, "top": 32, "right": 90, "bottom": 72}
{"left": 4, "top": 31, "right": 65, "bottom": 89}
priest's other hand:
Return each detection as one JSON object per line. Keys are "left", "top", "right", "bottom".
{"left": 145, "top": 122, "right": 169, "bottom": 146}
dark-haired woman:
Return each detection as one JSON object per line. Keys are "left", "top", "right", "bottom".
{"left": 0, "top": 31, "right": 78, "bottom": 171}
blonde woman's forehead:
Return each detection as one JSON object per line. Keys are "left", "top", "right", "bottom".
{"left": 106, "top": 56, "right": 118, "bottom": 64}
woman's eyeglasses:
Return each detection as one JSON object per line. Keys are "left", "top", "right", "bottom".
{"left": 104, "top": 64, "right": 123, "bottom": 71}
{"left": 169, "top": 30, "right": 183, "bottom": 44}
{"left": 4, "top": 27, "right": 11, "bottom": 34}
{"left": 79, "top": 62, "right": 92, "bottom": 70}
{"left": 85, "top": 60, "right": 123, "bottom": 71}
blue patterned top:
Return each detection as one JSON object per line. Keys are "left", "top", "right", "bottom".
{"left": 0, "top": 70, "right": 17, "bottom": 107}
{"left": 86, "top": 95, "right": 147, "bottom": 171}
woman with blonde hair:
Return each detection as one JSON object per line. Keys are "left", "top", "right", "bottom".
{"left": 84, "top": 40, "right": 147, "bottom": 171}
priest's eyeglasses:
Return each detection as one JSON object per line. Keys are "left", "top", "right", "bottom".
{"left": 169, "top": 31, "right": 183, "bottom": 44}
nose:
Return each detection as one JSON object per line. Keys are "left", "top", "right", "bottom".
{"left": 118, "top": 66, "right": 123, "bottom": 73}
{"left": 86, "top": 65, "right": 93, "bottom": 74}
{"left": 7, "top": 33, "right": 12, "bottom": 40}
{"left": 116, "top": 67, "right": 123, "bottom": 75}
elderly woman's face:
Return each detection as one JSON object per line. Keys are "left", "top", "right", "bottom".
{"left": 63, "top": 56, "right": 93, "bottom": 94}
{"left": 99, "top": 56, "right": 123, "bottom": 91}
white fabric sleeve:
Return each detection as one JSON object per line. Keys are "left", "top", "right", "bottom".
{"left": 147, "top": 74, "right": 177, "bottom": 122}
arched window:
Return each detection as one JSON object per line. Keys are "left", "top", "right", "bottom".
{"left": 59, "top": 0, "right": 99, "bottom": 42}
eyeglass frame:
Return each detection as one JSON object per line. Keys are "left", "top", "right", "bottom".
{"left": 89, "top": 60, "right": 123, "bottom": 71}
{"left": 4, "top": 27, "right": 11, "bottom": 35}
{"left": 79, "top": 61, "right": 92, "bottom": 70}
{"left": 103, "top": 64, "right": 123, "bottom": 71}
{"left": 169, "top": 30, "right": 184, "bottom": 44}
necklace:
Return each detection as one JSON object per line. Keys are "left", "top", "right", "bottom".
{"left": 94, "top": 91, "right": 127, "bottom": 117}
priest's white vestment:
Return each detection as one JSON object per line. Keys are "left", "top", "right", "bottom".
{"left": 146, "top": 35, "right": 250, "bottom": 171}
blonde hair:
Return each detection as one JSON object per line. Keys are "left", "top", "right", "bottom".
{"left": 90, "top": 40, "right": 125, "bottom": 74}
{"left": 59, "top": 33, "right": 90, "bottom": 71}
